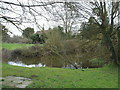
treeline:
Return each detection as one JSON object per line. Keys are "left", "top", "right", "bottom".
{"left": 1, "top": 24, "right": 75, "bottom": 44}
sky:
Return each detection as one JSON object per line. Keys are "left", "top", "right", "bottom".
{"left": 0, "top": 0, "right": 64, "bottom": 36}
{"left": 0, "top": 0, "right": 91, "bottom": 36}
{"left": 1, "top": 0, "right": 119, "bottom": 36}
{"left": 3, "top": 16, "right": 60, "bottom": 36}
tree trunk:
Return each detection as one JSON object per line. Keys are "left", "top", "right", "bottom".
{"left": 108, "top": 38, "right": 117, "bottom": 64}
{"left": 103, "top": 33, "right": 118, "bottom": 64}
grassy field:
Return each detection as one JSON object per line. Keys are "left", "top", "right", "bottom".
{"left": 1, "top": 63, "right": 118, "bottom": 88}
{"left": 1, "top": 43, "right": 34, "bottom": 50}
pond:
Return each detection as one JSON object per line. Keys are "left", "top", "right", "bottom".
{"left": 5, "top": 56, "right": 81, "bottom": 69}
{"left": 8, "top": 61, "right": 45, "bottom": 67}
{"left": 6, "top": 57, "right": 47, "bottom": 68}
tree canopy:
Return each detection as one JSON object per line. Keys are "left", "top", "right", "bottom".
{"left": 22, "top": 27, "right": 34, "bottom": 39}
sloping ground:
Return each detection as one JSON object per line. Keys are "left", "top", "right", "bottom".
{"left": 1, "top": 63, "right": 118, "bottom": 88}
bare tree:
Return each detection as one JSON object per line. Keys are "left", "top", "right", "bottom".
{"left": 75, "top": 1, "right": 119, "bottom": 64}
{"left": 0, "top": 1, "right": 86, "bottom": 35}
{"left": 44, "top": 2, "right": 85, "bottom": 34}
{"left": 0, "top": 0, "right": 63, "bottom": 32}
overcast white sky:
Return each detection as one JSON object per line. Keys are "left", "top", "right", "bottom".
{"left": 0, "top": 0, "right": 90, "bottom": 37}
{"left": 3, "top": 16, "right": 60, "bottom": 36}
{"left": 1, "top": 0, "right": 66, "bottom": 36}
{"left": 0, "top": 0, "right": 88, "bottom": 37}
{"left": 1, "top": 0, "right": 119, "bottom": 36}
{"left": 1, "top": 0, "right": 93, "bottom": 36}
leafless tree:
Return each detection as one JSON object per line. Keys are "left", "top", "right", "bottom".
{"left": 0, "top": 0, "right": 86, "bottom": 35}
{"left": 0, "top": 0, "right": 63, "bottom": 32}
{"left": 74, "top": 0, "right": 119, "bottom": 64}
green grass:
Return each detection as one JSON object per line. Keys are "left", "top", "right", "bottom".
{"left": 1, "top": 63, "right": 118, "bottom": 88}
{"left": 1, "top": 43, "right": 34, "bottom": 50}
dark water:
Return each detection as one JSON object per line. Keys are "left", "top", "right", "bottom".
{"left": 7, "top": 56, "right": 80, "bottom": 68}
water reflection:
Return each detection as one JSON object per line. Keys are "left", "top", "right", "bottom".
{"left": 7, "top": 56, "right": 64, "bottom": 68}
{"left": 6, "top": 56, "right": 80, "bottom": 68}
{"left": 8, "top": 61, "right": 46, "bottom": 68}
{"left": 8, "top": 61, "right": 79, "bottom": 69}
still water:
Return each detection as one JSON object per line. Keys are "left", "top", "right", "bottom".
{"left": 8, "top": 61, "right": 46, "bottom": 67}
{"left": 7, "top": 56, "right": 80, "bottom": 68}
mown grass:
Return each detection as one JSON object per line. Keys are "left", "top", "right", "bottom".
{"left": 1, "top": 43, "right": 34, "bottom": 50}
{"left": 2, "top": 63, "right": 118, "bottom": 88}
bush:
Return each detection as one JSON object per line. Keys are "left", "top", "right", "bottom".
{"left": 2, "top": 48, "right": 12, "bottom": 62}
{"left": 45, "top": 29, "right": 64, "bottom": 52}
{"left": 31, "top": 34, "right": 46, "bottom": 44}
{"left": 19, "top": 38, "right": 32, "bottom": 44}
{"left": 63, "top": 39, "right": 80, "bottom": 54}
{"left": 10, "top": 45, "right": 43, "bottom": 59}
{"left": 6, "top": 35, "right": 32, "bottom": 44}
{"left": 90, "top": 58, "right": 105, "bottom": 68}
{"left": 21, "top": 46, "right": 43, "bottom": 57}
{"left": 11, "top": 49, "right": 22, "bottom": 59}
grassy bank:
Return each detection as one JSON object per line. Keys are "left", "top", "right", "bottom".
{"left": 1, "top": 43, "right": 34, "bottom": 50}
{"left": 2, "top": 63, "right": 118, "bottom": 88}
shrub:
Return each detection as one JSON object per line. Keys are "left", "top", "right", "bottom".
{"left": 6, "top": 35, "right": 32, "bottom": 44}
{"left": 11, "top": 49, "right": 22, "bottom": 59}
{"left": 62, "top": 39, "right": 80, "bottom": 54}
{"left": 10, "top": 45, "right": 43, "bottom": 59}
{"left": 31, "top": 34, "right": 46, "bottom": 44}
{"left": 44, "top": 29, "right": 64, "bottom": 52}
{"left": 2, "top": 48, "right": 12, "bottom": 62}
{"left": 19, "top": 38, "right": 32, "bottom": 44}
{"left": 90, "top": 58, "right": 105, "bottom": 67}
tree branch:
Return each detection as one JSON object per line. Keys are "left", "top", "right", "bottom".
{"left": 0, "top": 1, "right": 62, "bottom": 7}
